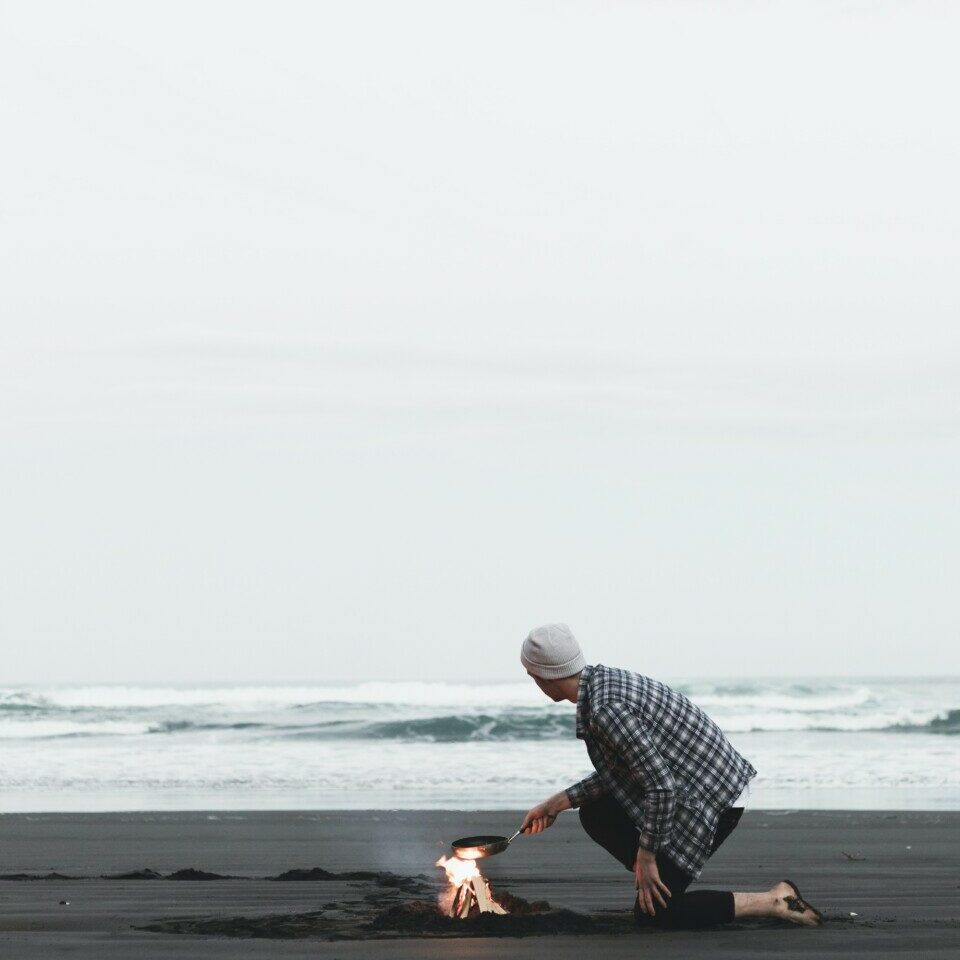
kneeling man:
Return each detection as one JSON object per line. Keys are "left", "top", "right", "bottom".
{"left": 520, "top": 624, "right": 822, "bottom": 929}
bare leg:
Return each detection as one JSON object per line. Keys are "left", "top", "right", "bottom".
{"left": 733, "top": 891, "right": 778, "bottom": 917}
{"left": 734, "top": 881, "right": 822, "bottom": 926}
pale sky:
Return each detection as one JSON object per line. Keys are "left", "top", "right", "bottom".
{"left": 1, "top": 1, "right": 958, "bottom": 682}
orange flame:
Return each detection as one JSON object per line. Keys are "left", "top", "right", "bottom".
{"left": 435, "top": 854, "right": 508, "bottom": 917}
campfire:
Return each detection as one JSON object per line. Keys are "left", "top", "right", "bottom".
{"left": 435, "top": 855, "right": 507, "bottom": 918}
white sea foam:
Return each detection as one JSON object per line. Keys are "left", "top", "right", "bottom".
{"left": 4, "top": 681, "right": 545, "bottom": 710}
{"left": 0, "top": 677, "right": 956, "bottom": 811}
{"left": 0, "top": 719, "right": 151, "bottom": 740}
{"left": 692, "top": 686, "right": 875, "bottom": 713}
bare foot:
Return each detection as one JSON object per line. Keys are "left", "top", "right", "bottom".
{"left": 771, "top": 880, "right": 823, "bottom": 927}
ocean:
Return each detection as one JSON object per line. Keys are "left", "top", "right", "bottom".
{"left": 1, "top": 678, "right": 957, "bottom": 812}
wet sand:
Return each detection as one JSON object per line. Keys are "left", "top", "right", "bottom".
{"left": 0, "top": 809, "right": 956, "bottom": 958}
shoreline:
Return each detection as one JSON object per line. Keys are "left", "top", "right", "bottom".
{"left": 2, "top": 783, "right": 958, "bottom": 814}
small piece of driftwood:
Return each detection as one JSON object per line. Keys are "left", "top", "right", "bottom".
{"left": 450, "top": 877, "right": 507, "bottom": 917}
{"left": 470, "top": 876, "right": 507, "bottom": 915}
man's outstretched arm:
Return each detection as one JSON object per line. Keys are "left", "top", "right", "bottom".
{"left": 521, "top": 771, "right": 607, "bottom": 833}
{"left": 520, "top": 788, "right": 571, "bottom": 833}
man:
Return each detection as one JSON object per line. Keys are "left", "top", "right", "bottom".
{"left": 519, "top": 623, "right": 823, "bottom": 929}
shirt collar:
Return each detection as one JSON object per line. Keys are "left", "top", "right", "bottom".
{"left": 575, "top": 664, "right": 594, "bottom": 739}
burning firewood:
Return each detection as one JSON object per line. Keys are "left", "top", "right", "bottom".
{"left": 436, "top": 855, "right": 508, "bottom": 918}
{"left": 470, "top": 875, "right": 507, "bottom": 914}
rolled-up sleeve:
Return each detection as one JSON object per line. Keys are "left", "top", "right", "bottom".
{"left": 591, "top": 702, "right": 677, "bottom": 853}
{"left": 565, "top": 771, "right": 606, "bottom": 808}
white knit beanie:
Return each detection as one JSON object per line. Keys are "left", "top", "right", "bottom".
{"left": 521, "top": 623, "right": 586, "bottom": 679}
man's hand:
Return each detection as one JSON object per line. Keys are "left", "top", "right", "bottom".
{"left": 634, "top": 847, "right": 671, "bottom": 916}
{"left": 521, "top": 790, "right": 571, "bottom": 834}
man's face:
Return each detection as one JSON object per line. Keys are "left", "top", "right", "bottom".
{"left": 528, "top": 672, "right": 564, "bottom": 702}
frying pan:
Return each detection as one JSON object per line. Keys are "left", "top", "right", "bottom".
{"left": 451, "top": 828, "right": 523, "bottom": 860}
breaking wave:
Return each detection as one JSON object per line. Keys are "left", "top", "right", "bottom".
{"left": 275, "top": 712, "right": 575, "bottom": 742}
{"left": 2, "top": 697, "right": 957, "bottom": 741}
{"left": 269, "top": 707, "right": 960, "bottom": 740}
{"left": 884, "top": 708, "right": 960, "bottom": 735}
{"left": 1, "top": 678, "right": 958, "bottom": 739}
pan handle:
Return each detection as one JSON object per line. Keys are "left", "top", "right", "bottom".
{"left": 506, "top": 828, "right": 523, "bottom": 844}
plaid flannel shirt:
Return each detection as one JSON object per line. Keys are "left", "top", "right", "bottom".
{"left": 565, "top": 664, "right": 756, "bottom": 878}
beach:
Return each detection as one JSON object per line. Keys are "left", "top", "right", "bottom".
{"left": 2, "top": 679, "right": 956, "bottom": 958}
{"left": 1, "top": 809, "right": 956, "bottom": 958}
{"left": 5, "top": 3, "right": 959, "bottom": 957}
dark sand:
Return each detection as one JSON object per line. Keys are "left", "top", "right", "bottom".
{"left": 0, "top": 810, "right": 957, "bottom": 958}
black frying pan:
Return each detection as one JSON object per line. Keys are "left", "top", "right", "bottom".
{"left": 451, "top": 828, "right": 523, "bottom": 860}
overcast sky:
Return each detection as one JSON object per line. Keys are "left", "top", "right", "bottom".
{"left": 1, "top": 1, "right": 958, "bottom": 683}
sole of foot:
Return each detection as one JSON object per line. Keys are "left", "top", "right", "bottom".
{"left": 773, "top": 880, "right": 823, "bottom": 927}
